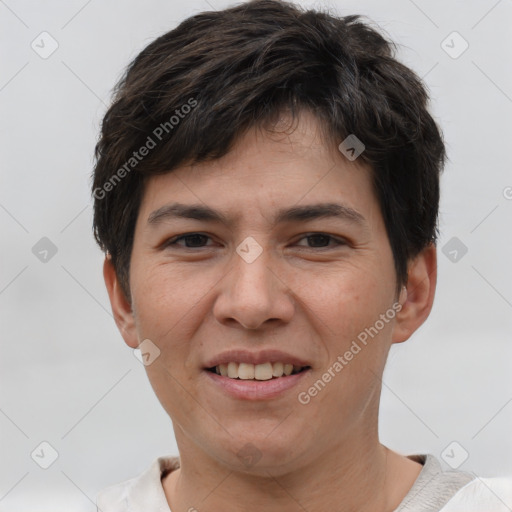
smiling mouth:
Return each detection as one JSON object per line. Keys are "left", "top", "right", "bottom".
{"left": 206, "top": 362, "right": 311, "bottom": 380}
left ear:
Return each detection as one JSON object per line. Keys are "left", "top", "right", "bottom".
{"left": 392, "top": 243, "right": 437, "bottom": 344}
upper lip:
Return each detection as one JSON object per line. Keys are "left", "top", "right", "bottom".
{"left": 204, "top": 349, "right": 312, "bottom": 369}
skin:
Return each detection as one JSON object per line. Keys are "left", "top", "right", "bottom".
{"left": 104, "top": 110, "right": 437, "bottom": 512}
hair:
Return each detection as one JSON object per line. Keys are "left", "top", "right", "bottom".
{"left": 91, "top": 0, "right": 446, "bottom": 302}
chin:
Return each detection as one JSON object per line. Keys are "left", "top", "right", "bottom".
{"left": 206, "top": 430, "right": 307, "bottom": 476}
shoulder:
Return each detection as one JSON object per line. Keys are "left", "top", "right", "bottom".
{"left": 441, "top": 476, "right": 512, "bottom": 511}
{"left": 96, "top": 476, "right": 135, "bottom": 512}
{"left": 96, "top": 456, "right": 180, "bottom": 512}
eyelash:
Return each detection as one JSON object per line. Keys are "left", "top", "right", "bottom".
{"left": 163, "top": 232, "right": 347, "bottom": 250}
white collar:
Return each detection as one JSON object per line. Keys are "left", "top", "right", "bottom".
{"left": 97, "top": 456, "right": 179, "bottom": 512}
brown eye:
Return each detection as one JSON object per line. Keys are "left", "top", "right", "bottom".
{"left": 165, "top": 233, "right": 212, "bottom": 248}
{"left": 295, "top": 233, "right": 346, "bottom": 248}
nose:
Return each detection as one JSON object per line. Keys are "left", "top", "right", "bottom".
{"left": 213, "top": 244, "right": 295, "bottom": 330}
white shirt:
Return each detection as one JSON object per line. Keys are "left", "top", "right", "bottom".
{"left": 97, "top": 454, "right": 512, "bottom": 511}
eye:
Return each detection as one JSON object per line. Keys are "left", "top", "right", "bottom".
{"left": 295, "top": 233, "right": 346, "bottom": 249}
{"left": 162, "top": 232, "right": 347, "bottom": 251}
{"left": 164, "top": 233, "right": 213, "bottom": 248}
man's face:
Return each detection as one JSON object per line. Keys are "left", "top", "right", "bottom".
{"left": 125, "top": 111, "right": 402, "bottom": 474}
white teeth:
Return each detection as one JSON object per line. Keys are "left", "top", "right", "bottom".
{"left": 272, "top": 362, "right": 283, "bottom": 377}
{"left": 227, "top": 362, "right": 238, "bottom": 378}
{"left": 238, "top": 363, "right": 255, "bottom": 380}
{"left": 213, "top": 362, "right": 306, "bottom": 380}
{"left": 254, "top": 362, "right": 273, "bottom": 380}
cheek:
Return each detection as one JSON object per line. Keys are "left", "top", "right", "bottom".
{"left": 296, "top": 263, "right": 392, "bottom": 344}
{"left": 301, "top": 272, "right": 394, "bottom": 424}
{"left": 132, "top": 263, "right": 208, "bottom": 332}
{"left": 131, "top": 268, "right": 203, "bottom": 419}
{"left": 130, "top": 263, "right": 219, "bottom": 375}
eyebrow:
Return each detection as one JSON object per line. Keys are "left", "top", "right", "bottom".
{"left": 147, "top": 202, "right": 366, "bottom": 228}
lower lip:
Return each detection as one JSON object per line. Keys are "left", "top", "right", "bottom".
{"left": 203, "top": 369, "right": 311, "bottom": 400}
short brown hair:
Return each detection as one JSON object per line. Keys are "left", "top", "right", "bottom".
{"left": 92, "top": 0, "right": 446, "bottom": 302}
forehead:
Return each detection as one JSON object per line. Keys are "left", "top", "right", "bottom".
{"left": 136, "top": 111, "right": 378, "bottom": 229}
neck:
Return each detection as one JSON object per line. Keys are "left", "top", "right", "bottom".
{"left": 163, "top": 436, "right": 420, "bottom": 512}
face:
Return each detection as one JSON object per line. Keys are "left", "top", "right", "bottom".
{"left": 108, "top": 111, "right": 430, "bottom": 476}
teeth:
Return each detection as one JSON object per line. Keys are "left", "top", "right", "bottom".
{"left": 213, "top": 362, "right": 306, "bottom": 380}
{"left": 272, "top": 362, "right": 283, "bottom": 377}
{"left": 254, "top": 362, "right": 273, "bottom": 380}
{"left": 238, "top": 363, "right": 255, "bottom": 380}
{"left": 227, "top": 362, "right": 238, "bottom": 378}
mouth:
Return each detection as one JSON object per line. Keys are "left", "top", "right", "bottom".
{"left": 202, "top": 350, "right": 313, "bottom": 400}
{"left": 206, "top": 362, "right": 312, "bottom": 380}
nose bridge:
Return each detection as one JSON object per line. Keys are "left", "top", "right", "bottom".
{"left": 233, "top": 239, "right": 275, "bottom": 304}
{"left": 214, "top": 239, "right": 294, "bottom": 329}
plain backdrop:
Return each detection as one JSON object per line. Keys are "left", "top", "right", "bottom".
{"left": 1, "top": 0, "right": 511, "bottom": 510}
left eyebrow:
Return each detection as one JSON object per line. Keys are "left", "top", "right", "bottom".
{"left": 274, "top": 203, "right": 366, "bottom": 226}
{"left": 146, "top": 202, "right": 367, "bottom": 228}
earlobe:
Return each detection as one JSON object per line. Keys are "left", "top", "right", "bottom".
{"left": 103, "top": 255, "right": 139, "bottom": 349}
{"left": 392, "top": 244, "right": 437, "bottom": 344}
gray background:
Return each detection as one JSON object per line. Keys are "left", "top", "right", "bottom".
{"left": 1, "top": 0, "right": 511, "bottom": 510}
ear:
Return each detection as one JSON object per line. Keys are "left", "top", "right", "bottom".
{"left": 392, "top": 243, "right": 437, "bottom": 344}
{"left": 103, "top": 255, "right": 139, "bottom": 349}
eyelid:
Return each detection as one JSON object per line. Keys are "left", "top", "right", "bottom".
{"left": 162, "top": 232, "right": 215, "bottom": 248}
{"left": 293, "top": 233, "right": 347, "bottom": 248}
{"left": 162, "top": 232, "right": 348, "bottom": 249}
